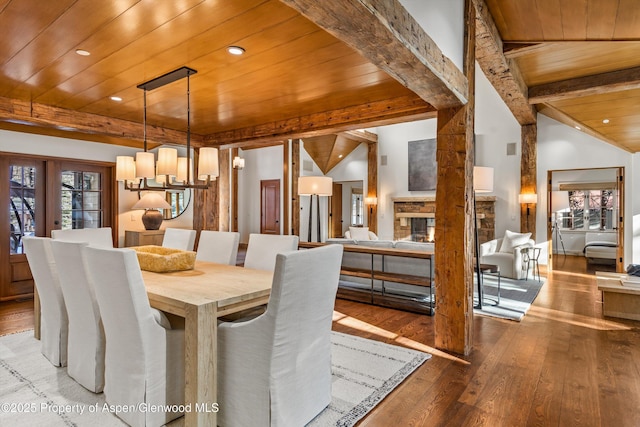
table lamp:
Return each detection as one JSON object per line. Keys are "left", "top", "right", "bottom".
{"left": 132, "top": 192, "right": 171, "bottom": 230}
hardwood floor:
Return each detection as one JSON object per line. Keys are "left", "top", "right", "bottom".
{"left": 1, "top": 255, "right": 638, "bottom": 426}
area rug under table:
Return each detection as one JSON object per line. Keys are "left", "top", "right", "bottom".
{"left": 473, "top": 274, "right": 546, "bottom": 321}
{"left": 0, "top": 331, "right": 430, "bottom": 427}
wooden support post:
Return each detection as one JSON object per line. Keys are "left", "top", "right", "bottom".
{"left": 520, "top": 124, "right": 537, "bottom": 237}
{"left": 231, "top": 148, "right": 239, "bottom": 232}
{"left": 283, "top": 140, "right": 290, "bottom": 235}
{"left": 434, "top": 0, "right": 475, "bottom": 356}
{"left": 193, "top": 148, "right": 220, "bottom": 236}
{"left": 218, "top": 148, "right": 231, "bottom": 232}
{"left": 292, "top": 140, "right": 301, "bottom": 236}
{"left": 367, "top": 142, "right": 378, "bottom": 234}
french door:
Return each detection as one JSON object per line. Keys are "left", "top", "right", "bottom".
{"left": 1, "top": 153, "right": 115, "bottom": 301}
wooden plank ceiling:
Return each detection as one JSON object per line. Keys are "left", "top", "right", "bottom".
{"left": 3, "top": 0, "right": 638, "bottom": 154}
{"left": 0, "top": 0, "right": 446, "bottom": 150}
{"left": 485, "top": 0, "right": 640, "bottom": 152}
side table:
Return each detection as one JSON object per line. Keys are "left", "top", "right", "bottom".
{"left": 522, "top": 247, "right": 541, "bottom": 281}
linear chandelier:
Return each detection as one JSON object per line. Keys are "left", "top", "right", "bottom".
{"left": 116, "top": 66, "right": 219, "bottom": 192}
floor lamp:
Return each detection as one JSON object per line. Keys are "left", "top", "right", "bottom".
{"left": 473, "top": 166, "right": 494, "bottom": 309}
{"left": 298, "top": 176, "right": 333, "bottom": 242}
{"left": 551, "top": 191, "right": 569, "bottom": 256}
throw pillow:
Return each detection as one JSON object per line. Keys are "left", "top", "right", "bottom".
{"left": 349, "top": 226, "right": 371, "bottom": 241}
{"left": 499, "top": 230, "right": 532, "bottom": 253}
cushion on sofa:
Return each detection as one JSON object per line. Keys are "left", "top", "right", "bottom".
{"left": 499, "top": 230, "right": 532, "bottom": 253}
{"left": 349, "top": 226, "right": 372, "bottom": 240}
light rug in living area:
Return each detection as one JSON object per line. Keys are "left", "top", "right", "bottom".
{"left": 474, "top": 274, "right": 545, "bottom": 321}
{"left": 0, "top": 331, "right": 430, "bottom": 427}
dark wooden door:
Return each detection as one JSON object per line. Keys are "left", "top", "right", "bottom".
{"left": 1, "top": 156, "right": 46, "bottom": 301}
{"left": 1, "top": 154, "right": 115, "bottom": 301}
{"left": 260, "top": 179, "right": 280, "bottom": 234}
{"left": 331, "top": 183, "right": 342, "bottom": 238}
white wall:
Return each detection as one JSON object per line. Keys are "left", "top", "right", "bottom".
{"left": 538, "top": 114, "right": 634, "bottom": 263}
{"left": 400, "top": 0, "right": 464, "bottom": 70}
{"left": 237, "top": 145, "right": 284, "bottom": 244}
{"left": 375, "top": 62, "right": 521, "bottom": 241}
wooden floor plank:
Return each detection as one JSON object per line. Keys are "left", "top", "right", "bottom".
{"left": 1, "top": 255, "right": 638, "bottom": 426}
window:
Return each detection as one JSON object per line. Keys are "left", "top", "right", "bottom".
{"left": 559, "top": 189, "right": 616, "bottom": 231}
{"left": 9, "top": 165, "right": 37, "bottom": 254}
{"left": 351, "top": 193, "right": 363, "bottom": 226}
{"left": 60, "top": 170, "right": 103, "bottom": 230}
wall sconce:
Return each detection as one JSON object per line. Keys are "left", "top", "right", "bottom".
{"left": 233, "top": 156, "right": 245, "bottom": 170}
{"left": 518, "top": 193, "right": 537, "bottom": 216}
{"left": 519, "top": 193, "right": 538, "bottom": 231}
{"left": 364, "top": 197, "right": 377, "bottom": 225}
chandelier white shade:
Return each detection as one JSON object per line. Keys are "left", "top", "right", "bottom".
{"left": 233, "top": 156, "right": 245, "bottom": 169}
{"left": 298, "top": 176, "right": 333, "bottom": 196}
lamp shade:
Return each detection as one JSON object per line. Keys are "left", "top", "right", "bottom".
{"left": 116, "top": 156, "right": 136, "bottom": 182}
{"left": 519, "top": 193, "right": 538, "bottom": 204}
{"left": 198, "top": 147, "right": 219, "bottom": 180}
{"left": 156, "top": 147, "right": 178, "bottom": 177}
{"left": 135, "top": 151, "right": 156, "bottom": 179}
{"left": 298, "top": 176, "right": 333, "bottom": 196}
{"left": 473, "top": 166, "right": 494, "bottom": 193}
{"left": 551, "top": 190, "right": 570, "bottom": 211}
{"left": 364, "top": 197, "right": 378, "bottom": 205}
{"left": 132, "top": 192, "right": 172, "bottom": 210}
{"left": 233, "top": 156, "right": 245, "bottom": 169}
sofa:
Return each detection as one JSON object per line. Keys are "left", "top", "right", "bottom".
{"left": 326, "top": 238, "right": 434, "bottom": 314}
{"left": 584, "top": 231, "right": 617, "bottom": 264}
{"left": 479, "top": 230, "right": 535, "bottom": 280}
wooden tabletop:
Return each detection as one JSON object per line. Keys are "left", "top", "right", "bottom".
{"left": 141, "top": 261, "right": 274, "bottom": 317}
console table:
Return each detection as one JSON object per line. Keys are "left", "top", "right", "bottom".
{"left": 125, "top": 229, "right": 165, "bottom": 247}
{"left": 299, "top": 242, "right": 434, "bottom": 315}
{"left": 596, "top": 271, "right": 640, "bottom": 321}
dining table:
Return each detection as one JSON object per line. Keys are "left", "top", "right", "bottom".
{"left": 141, "top": 260, "right": 273, "bottom": 427}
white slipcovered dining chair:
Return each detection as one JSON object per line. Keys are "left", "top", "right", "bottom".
{"left": 217, "top": 244, "right": 344, "bottom": 426}
{"left": 84, "top": 246, "right": 184, "bottom": 427}
{"left": 50, "top": 240, "right": 105, "bottom": 393}
{"left": 51, "top": 226, "right": 113, "bottom": 248}
{"left": 23, "top": 236, "right": 68, "bottom": 367}
{"left": 243, "top": 233, "right": 299, "bottom": 271}
{"left": 162, "top": 227, "right": 197, "bottom": 251}
{"left": 196, "top": 230, "right": 240, "bottom": 265}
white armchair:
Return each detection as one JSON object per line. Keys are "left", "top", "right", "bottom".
{"left": 217, "top": 244, "right": 343, "bottom": 426}
{"left": 479, "top": 230, "right": 534, "bottom": 280}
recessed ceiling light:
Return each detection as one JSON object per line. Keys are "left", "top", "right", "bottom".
{"left": 575, "top": 126, "right": 581, "bottom": 130}
{"left": 603, "top": 119, "right": 610, "bottom": 124}
{"left": 227, "top": 46, "right": 245, "bottom": 56}
{"left": 75, "top": 49, "right": 91, "bottom": 56}
{"left": 338, "top": 154, "right": 343, "bottom": 158}
{"left": 110, "top": 96, "right": 122, "bottom": 102}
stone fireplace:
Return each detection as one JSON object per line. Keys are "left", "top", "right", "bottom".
{"left": 393, "top": 196, "right": 496, "bottom": 243}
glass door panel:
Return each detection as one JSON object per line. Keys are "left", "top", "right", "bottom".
{"left": 58, "top": 167, "right": 108, "bottom": 230}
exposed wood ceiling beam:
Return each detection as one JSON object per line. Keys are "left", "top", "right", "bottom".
{"left": 473, "top": 0, "right": 537, "bottom": 125}
{"left": 210, "top": 95, "right": 436, "bottom": 149}
{"left": 529, "top": 66, "right": 640, "bottom": 104}
{"left": 338, "top": 130, "right": 378, "bottom": 144}
{"left": 537, "top": 103, "right": 632, "bottom": 152}
{"left": 0, "top": 96, "right": 199, "bottom": 148}
{"left": 279, "top": 0, "right": 468, "bottom": 109}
